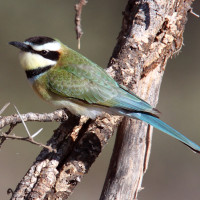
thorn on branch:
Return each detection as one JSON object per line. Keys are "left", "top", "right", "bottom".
{"left": 75, "top": 0, "right": 88, "bottom": 49}
{"left": 0, "top": 102, "right": 10, "bottom": 116}
{"left": 0, "top": 105, "right": 68, "bottom": 151}
{"left": 14, "top": 105, "right": 34, "bottom": 138}
{"left": 189, "top": 8, "right": 199, "bottom": 18}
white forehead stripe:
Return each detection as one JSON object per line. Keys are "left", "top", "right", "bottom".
{"left": 24, "top": 41, "right": 61, "bottom": 51}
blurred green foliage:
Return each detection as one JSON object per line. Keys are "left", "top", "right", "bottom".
{"left": 0, "top": 1, "right": 200, "bottom": 200}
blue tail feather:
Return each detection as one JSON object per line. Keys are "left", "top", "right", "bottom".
{"left": 125, "top": 112, "right": 200, "bottom": 153}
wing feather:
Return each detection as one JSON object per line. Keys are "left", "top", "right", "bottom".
{"left": 47, "top": 64, "right": 156, "bottom": 113}
{"left": 47, "top": 66, "right": 118, "bottom": 105}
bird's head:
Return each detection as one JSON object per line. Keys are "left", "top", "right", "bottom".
{"left": 9, "top": 36, "right": 62, "bottom": 71}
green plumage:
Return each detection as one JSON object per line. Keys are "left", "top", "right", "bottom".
{"left": 9, "top": 36, "right": 200, "bottom": 153}
{"left": 46, "top": 44, "right": 154, "bottom": 113}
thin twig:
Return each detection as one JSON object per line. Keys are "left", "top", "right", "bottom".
{"left": 0, "top": 123, "right": 17, "bottom": 147}
{"left": 0, "top": 133, "right": 55, "bottom": 152}
{"left": 74, "top": 0, "right": 88, "bottom": 49}
{"left": 0, "top": 107, "right": 68, "bottom": 149}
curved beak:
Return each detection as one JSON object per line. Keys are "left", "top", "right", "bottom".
{"left": 9, "top": 41, "right": 30, "bottom": 52}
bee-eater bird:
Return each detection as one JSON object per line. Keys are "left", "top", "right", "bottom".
{"left": 9, "top": 36, "right": 200, "bottom": 153}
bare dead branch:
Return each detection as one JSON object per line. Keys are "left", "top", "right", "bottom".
{"left": 0, "top": 107, "right": 68, "bottom": 150}
{"left": 0, "top": 109, "right": 68, "bottom": 129}
{"left": 74, "top": 0, "right": 88, "bottom": 49}
{"left": 11, "top": 115, "right": 82, "bottom": 200}
{"left": 0, "top": 108, "right": 68, "bottom": 149}
{"left": 0, "top": 132, "right": 55, "bottom": 152}
{"left": 0, "top": 105, "right": 52, "bottom": 150}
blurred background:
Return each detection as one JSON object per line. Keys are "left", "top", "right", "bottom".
{"left": 0, "top": 1, "right": 200, "bottom": 199}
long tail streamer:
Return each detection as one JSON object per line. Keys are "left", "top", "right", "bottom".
{"left": 127, "top": 112, "right": 200, "bottom": 153}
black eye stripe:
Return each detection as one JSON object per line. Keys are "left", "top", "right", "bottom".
{"left": 38, "top": 50, "right": 60, "bottom": 61}
{"left": 27, "top": 45, "right": 60, "bottom": 61}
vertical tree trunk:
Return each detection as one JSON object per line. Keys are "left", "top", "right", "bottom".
{"left": 100, "top": 0, "right": 193, "bottom": 199}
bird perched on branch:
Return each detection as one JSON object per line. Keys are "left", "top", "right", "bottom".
{"left": 9, "top": 36, "right": 200, "bottom": 153}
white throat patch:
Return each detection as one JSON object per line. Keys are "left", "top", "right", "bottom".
{"left": 19, "top": 51, "right": 57, "bottom": 70}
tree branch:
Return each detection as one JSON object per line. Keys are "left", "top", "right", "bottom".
{"left": 101, "top": 0, "right": 195, "bottom": 199}
{"left": 0, "top": 108, "right": 68, "bottom": 149}
{"left": 0, "top": 133, "right": 54, "bottom": 152}
{"left": 0, "top": 109, "right": 67, "bottom": 129}
{"left": 74, "top": 0, "right": 87, "bottom": 49}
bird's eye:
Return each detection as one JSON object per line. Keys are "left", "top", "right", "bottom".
{"left": 41, "top": 50, "right": 48, "bottom": 55}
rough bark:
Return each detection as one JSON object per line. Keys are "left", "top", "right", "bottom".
{"left": 100, "top": 0, "right": 194, "bottom": 199}
{"left": 10, "top": 0, "right": 194, "bottom": 199}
